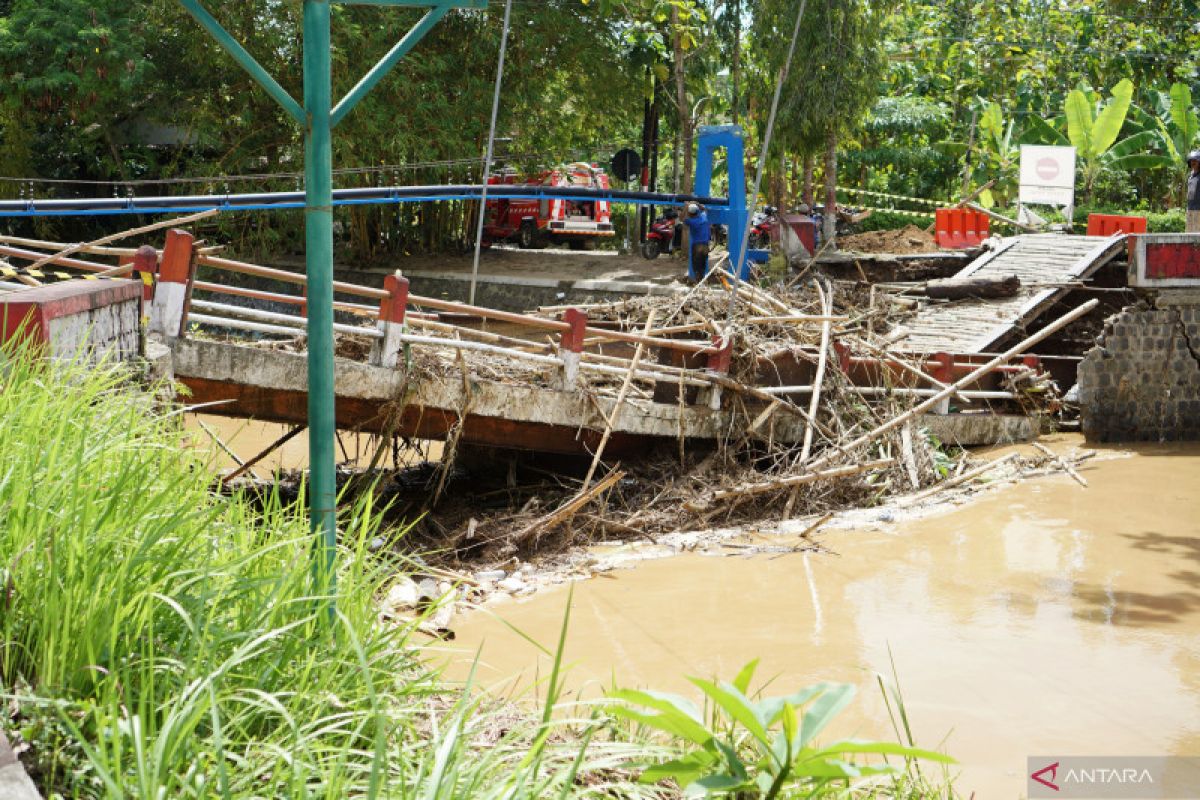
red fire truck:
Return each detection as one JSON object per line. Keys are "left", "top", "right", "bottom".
{"left": 482, "top": 162, "right": 615, "bottom": 249}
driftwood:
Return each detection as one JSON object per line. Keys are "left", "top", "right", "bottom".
{"left": 924, "top": 274, "right": 1020, "bottom": 300}
{"left": 1031, "top": 441, "right": 1088, "bottom": 488}
{"left": 512, "top": 468, "right": 625, "bottom": 544}
{"left": 705, "top": 458, "right": 895, "bottom": 503}
{"left": 800, "top": 281, "right": 833, "bottom": 463}
{"left": 805, "top": 299, "right": 1099, "bottom": 474}
{"left": 195, "top": 418, "right": 261, "bottom": 482}
{"left": 902, "top": 451, "right": 1020, "bottom": 504}
{"left": 221, "top": 425, "right": 306, "bottom": 485}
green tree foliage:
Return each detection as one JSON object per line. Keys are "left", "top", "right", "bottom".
{"left": 0, "top": 0, "right": 646, "bottom": 256}
{"left": 1065, "top": 78, "right": 1172, "bottom": 199}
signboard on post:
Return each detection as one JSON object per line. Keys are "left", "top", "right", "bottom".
{"left": 1019, "top": 145, "right": 1076, "bottom": 206}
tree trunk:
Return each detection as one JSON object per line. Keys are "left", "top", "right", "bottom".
{"left": 638, "top": 67, "right": 654, "bottom": 241}
{"left": 771, "top": 151, "right": 786, "bottom": 209}
{"left": 673, "top": 4, "right": 693, "bottom": 193}
{"left": 925, "top": 275, "right": 1020, "bottom": 300}
{"left": 731, "top": 0, "right": 741, "bottom": 127}
{"left": 823, "top": 129, "right": 838, "bottom": 246}
{"left": 802, "top": 154, "right": 815, "bottom": 208}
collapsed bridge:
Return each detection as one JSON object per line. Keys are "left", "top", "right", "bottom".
{"left": 0, "top": 225, "right": 1094, "bottom": 460}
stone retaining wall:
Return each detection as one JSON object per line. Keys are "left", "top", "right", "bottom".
{"left": 1078, "top": 300, "right": 1200, "bottom": 441}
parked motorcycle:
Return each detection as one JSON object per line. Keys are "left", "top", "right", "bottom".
{"left": 640, "top": 208, "right": 680, "bottom": 260}
{"left": 748, "top": 205, "right": 778, "bottom": 249}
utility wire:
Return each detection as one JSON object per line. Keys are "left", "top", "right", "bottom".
{"left": 469, "top": 0, "right": 513, "bottom": 306}
{"left": 726, "top": 0, "right": 806, "bottom": 324}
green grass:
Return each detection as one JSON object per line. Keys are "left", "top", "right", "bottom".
{"left": 0, "top": 347, "right": 657, "bottom": 798}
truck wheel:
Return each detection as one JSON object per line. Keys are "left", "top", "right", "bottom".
{"left": 640, "top": 239, "right": 661, "bottom": 260}
{"left": 518, "top": 221, "right": 537, "bottom": 249}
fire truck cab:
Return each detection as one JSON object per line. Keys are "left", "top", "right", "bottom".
{"left": 482, "top": 162, "right": 615, "bottom": 250}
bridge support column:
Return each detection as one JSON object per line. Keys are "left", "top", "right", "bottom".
{"left": 149, "top": 230, "right": 196, "bottom": 339}
{"left": 559, "top": 308, "right": 587, "bottom": 387}
{"left": 372, "top": 271, "right": 410, "bottom": 368}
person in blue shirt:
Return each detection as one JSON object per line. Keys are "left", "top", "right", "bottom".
{"left": 683, "top": 202, "right": 711, "bottom": 283}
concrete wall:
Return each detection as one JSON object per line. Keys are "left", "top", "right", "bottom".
{"left": 1078, "top": 298, "right": 1200, "bottom": 442}
{"left": 0, "top": 280, "right": 141, "bottom": 363}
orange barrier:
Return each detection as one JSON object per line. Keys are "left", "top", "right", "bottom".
{"left": 1086, "top": 213, "right": 1147, "bottom": 237}
{"left": 934, "top": 208, "right": 990, "bottom": 249}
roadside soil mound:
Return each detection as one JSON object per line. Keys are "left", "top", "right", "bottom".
{"left": 839, "top": 224, "right": 939, "bottom": 255}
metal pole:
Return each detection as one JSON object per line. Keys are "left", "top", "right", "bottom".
{"left": 303, "top": 0, "right": 338, "bottom": 610}
{"left": 468, "top": 0, "right": 514, "bottom": 306}
{"left": 726, "top": 0, "right": 806, "bottom": 322}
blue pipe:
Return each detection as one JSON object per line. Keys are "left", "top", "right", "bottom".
{"left": 0, "top": 184, "right": 730, "bottom": 217}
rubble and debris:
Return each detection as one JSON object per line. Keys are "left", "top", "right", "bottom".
{"left": 838, "top": 224, "right": 939, "bottom": 255}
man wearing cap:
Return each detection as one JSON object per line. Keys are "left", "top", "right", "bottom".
{"left": 1188, "top": 150, "right": 1200, "bottom": 233}
{"left": 683, "top": 202, "right": 711, "bottom": 283}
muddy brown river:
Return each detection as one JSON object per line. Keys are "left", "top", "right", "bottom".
{"left": 445, "top": 439, "right": 1200, "bottom": 797}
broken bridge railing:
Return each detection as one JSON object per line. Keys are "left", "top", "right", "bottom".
{"left": 130, "top": 228, "right": 738, "bottom": 410}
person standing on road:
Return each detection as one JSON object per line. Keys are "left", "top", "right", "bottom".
{"left": 683, "top": 202, "right": 711, "bottom": 283}
{"left": 1188, "top": 150, "right": 1200, "bottom": 233}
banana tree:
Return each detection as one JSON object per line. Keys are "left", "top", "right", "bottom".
{"left": 1065, "top": 78, "right": 1173, "bottom": 200}
{"left": 1142, "top": 82, "right": 1200, "bottom": 205}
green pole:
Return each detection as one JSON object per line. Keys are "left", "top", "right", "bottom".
{"left": 303, "top": 0, "right": 338, "bottom": 609}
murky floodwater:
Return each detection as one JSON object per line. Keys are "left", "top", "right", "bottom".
{"left": 184, "top": 414, "right": 442, "bottom": 472}
{"left": 445, "top": 439, "right": 1200, "bottom": 797}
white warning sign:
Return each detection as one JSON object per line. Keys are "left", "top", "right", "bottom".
{"left": 1019, "top": 145, "right": 1076, "bottom": 206}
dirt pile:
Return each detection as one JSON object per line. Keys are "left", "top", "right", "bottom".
{"left": 839, "top": 224, "right": 939, "bottom": 255}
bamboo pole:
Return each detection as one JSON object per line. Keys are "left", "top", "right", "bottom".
{"left": 761, "top": 386, "right": 1018, "bottom": 399}
{"left": 0, "top": 235, "right": 144, "bottom": 258}
{"left": 512, "top": 468, "right": 626, "bottom": 544}
{"left": 800, "top": 281, "right": 832, "bottom": 462}
{"left": 28, "top": 209, "right": 218, "bottom": 272}
{"left": 747, "top": 314, "right": 847, "bottom": 325}
{"left": 0, "top": 245, "right": 109, "bottom": 272}
{"left": 195, "top": 418, "right": 261, "bottom": 482}
{"left": 964, "top": 201, "right": 1037, "bottom": 232}
{"left": 902, "top": 451, "right": 1020, "bottom": 504}
{"left": 582, "top": 313, "right": 655, "bottom": 490}
{"left": 1031, "top": 441, "right": 1088, "bottom": 488}
{"left": 221, "top": 425, "right": 307, "bottom": 485}
{"left": 709, "top": 458, "right": 895, "bottom": 502}
{"left": 806, "top": 299, "right": 1099, "bottom": 473}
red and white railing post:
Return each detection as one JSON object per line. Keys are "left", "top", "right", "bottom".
{"left": 704, "top": 334, "right": 733, "bottom": 409}
{"left": 559, "top": 308, "right": 587, "bottom": 386}
{"left": 149, "top": 229, "right": 196, "bottom": 339}
{"left": 372, "top": 271, "right": 410, "bottom": 368}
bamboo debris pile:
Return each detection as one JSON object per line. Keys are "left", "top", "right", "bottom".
{"left": 380, "top": 288, "right": 1090, "bottom": 562}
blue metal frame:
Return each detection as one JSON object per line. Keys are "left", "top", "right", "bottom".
{"left": 692, "top": 124, "right": 764, "bottom": 280}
